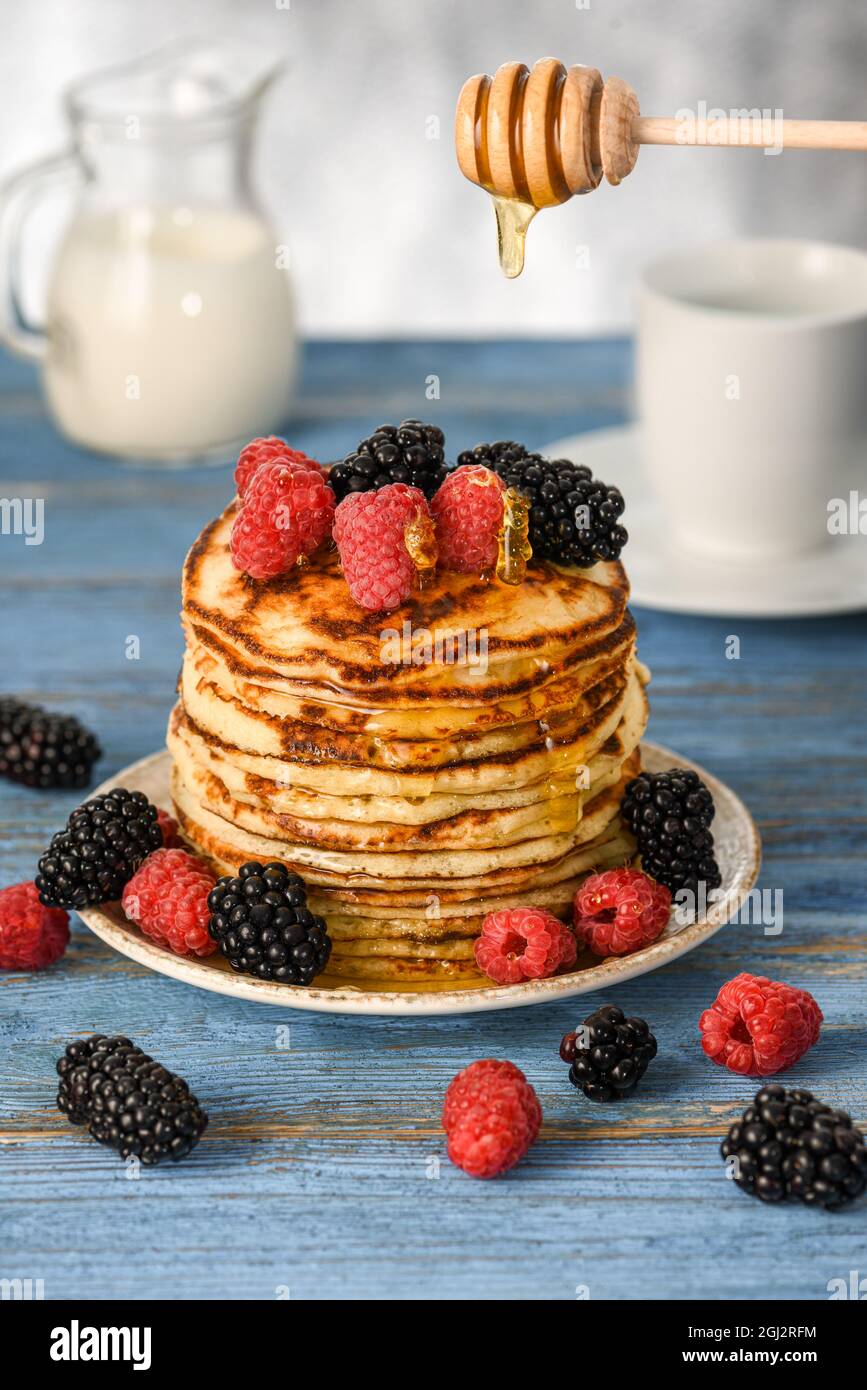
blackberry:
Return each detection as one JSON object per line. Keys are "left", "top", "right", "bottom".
{"left": 0, "top": 697, "right": 100, "bottom": 790}
{"left": 56, "top": 1034, "right": 207, "bottom": 1164}
{"left": 329, "top": 420, "right": 447, "bottom": 501}
{"left": 560, "top": 1004, "right": 657, "bottom": 1101}
{"left": 35, "top": 787, "right": 163, "bottom": 909}
{"left": 721, "top": 1085, "right": 867, "bottom": 1209}
{"left": 207, "top": 860, "right": 332, "bottom": 985}
{"left": 458, "top": 441, "right": 627, "bottom": 567}
{"left": 620, "top": 768, "right": 722, "bottom": 900}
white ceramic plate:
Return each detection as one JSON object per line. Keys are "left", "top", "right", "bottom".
{"left": 545, "top": 425, "right": 867, "bottom": 618}
{"left": 77, "top": 742, "right": 760, "bottom": 1016}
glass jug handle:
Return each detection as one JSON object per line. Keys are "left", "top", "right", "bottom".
{"left": 0, "top": 148, "right": 80, "bottom": 361}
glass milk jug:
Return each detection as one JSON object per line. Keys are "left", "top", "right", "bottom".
{"left": 0, "top": 40, "right": 297, "bottom": 462}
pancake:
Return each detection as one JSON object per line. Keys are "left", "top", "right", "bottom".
{"left": 168, "top": 700, "right": 630, "bottom": 824}
{"left": 183, "top": 640, "right": 634, "bottom": 757}
{"left": 176, "top": 667, "right": 646, "bottom": 799}
{"left": 184, "top": 621, "right": 635, "bottom": 738}
{"left": 304, "top": 825, "right": 636, "bottom": 907}
{"left": 324, "top": 956, "right": 483, "bottom": 983}
{"left": 167, "top": 695, "right": 644, "bottom": 845}
{"left": 169, "top": 682, "right": 646, "bottom": 852}
{"left": 171, "top": 765, "right": 624, "bottom": 878}
{"left": 179, "top": 639, "right": 636, "bottom": 772}
{"left": 183, "top": 504, "right": 632, "bottom": 698}
{"left": 169, "top": 500, "right": 650, "bottom": 983}
{"left": 180, "top": 645, "right": 632, "bottom": 769}
{"left": 171, "top": 752, "right": 639, "bottom": 887}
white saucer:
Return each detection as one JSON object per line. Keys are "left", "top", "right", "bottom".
{"left": 544, "top": 426, "right": 867, "bottom": 618}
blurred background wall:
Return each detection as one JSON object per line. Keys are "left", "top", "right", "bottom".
{"left": 1, "top": 0, "right": 864, "bottom": 336}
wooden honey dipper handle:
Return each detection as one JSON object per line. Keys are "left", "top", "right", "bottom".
{"left": 456, "top": 60, "right": 867, "bottom": 207}
{"left": 636, "top": 115, "right": 867, "bottom": 152}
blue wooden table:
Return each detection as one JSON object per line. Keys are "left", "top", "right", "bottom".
{"left": 1, "top": 341, "right": 865, "bottom": 1302}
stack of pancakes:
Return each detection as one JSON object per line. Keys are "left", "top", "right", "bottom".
{"left": 169, "top": 503, "right": 649, "bottom": 984}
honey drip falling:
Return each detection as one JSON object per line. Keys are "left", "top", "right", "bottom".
{"left": 492, "top": 197, "right": 538, "bottom": 279}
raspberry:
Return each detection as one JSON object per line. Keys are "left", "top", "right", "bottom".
{"left": 234, "top": 437, "right": 324, "bottom": 498}
{"left": 475, "top": 906, "right": 576, "bottom": 983}
{"left": 573, "top": 867, "right": 671, "bottom": 957}
{"left": 431, "top": 464, "right": 505, "bottom": 574}
{"left": 442, "top": 1059, "right": 541, "bottom": 1178}
{"left": 0, "top": 881, "right": 69, "bottom": 970}
{"left": 122, "top": 848, "right": 217, "bottom": 958}
{"left": 442, "top": 1059, "right": 529, "bottom": 1129}
{"left": 333, "top": 483, "right": 435, "bottom": 612}
{"left": 699, "top": 972, "right": 823, "bottom": 1076}
{"left": 156, "top": 808, "right": 181, "bottom": 848}
{"left": 231, "top": 461, "right": 335, "bottom": 580}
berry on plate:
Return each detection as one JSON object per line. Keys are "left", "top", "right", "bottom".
{"left": 721, "top": 1085, "right": 867, "bottom": 1209}
{"left": 442, "top": 1059, "right": 541, "bottom": 1178}
{"left": 0, "top": 881, "right": 69, "bottom": 970}
{"left": 231, "top": 459, "right": 335, "bottom": 580}
{"left": 0, "top": 696, "right": 101, "bottom": 790}
{"left": 329, "top": 420, "right": 447, "bottom": 501}
{"left": 458, "top": 441, "right": 627, "bottom": 567}
{"left": 699, "top": 972, "right": 823, "bottom": 1075}
{"left": 430, "top": 464, "right": 505, "bottom": 574}
{"left": 35, "top": 788, "right": 164, "bottom": 910}
{"left": 573, "top": 867, "right": 671, "bottom": 957}
{"left": 122, "top": 847, "right": 217, "bottom": 958}
{"left": 475, "top": 906, "right": 576, "bottom": 983}
{"left": 234, "top": 436, "right": 324, "bottom": 498}
{"left": 620, "top": 767, "right": 722, "bottom": 900}
{"left": 156, "top": 808, "right": 182, "bottom": 848}
{"left": 560, "top": 1004, "right": 657, "bottom": 1101}
{"left": 333, "top": 482, "right": 437, "bottom": 611}
{"left": 56, "top": 1034, "right": 207, "bottom": 1164}
{"left": 207, "top": 861, "right": 331, "bottom": 985}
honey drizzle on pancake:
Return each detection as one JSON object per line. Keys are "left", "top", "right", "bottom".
{"left": 497, "top": 488, "right": 533, "bottom": 584}
{"left": 404, "top": 509, "right": 439, "bottom": 590}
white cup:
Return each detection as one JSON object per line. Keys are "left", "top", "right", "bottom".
{"left": 636, "top": 240, "right": 867, "bottom": 560}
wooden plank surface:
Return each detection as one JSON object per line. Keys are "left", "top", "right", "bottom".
{"left": 1, "top": 341, "right": 865, "bottom": 1301}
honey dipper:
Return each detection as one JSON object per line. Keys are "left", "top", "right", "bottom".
{"left": 455, "top": 58, "right": 867, "bottom": 275}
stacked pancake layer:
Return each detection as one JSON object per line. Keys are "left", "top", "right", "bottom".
{"left": 169, "top": 504, "right": 650, "bottom": 983}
